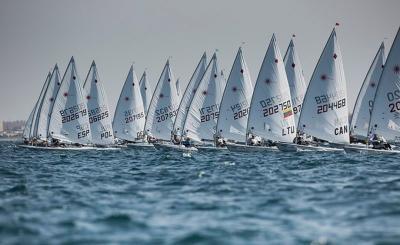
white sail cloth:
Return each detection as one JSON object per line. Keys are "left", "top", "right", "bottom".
{"left": 113, "top": 66, "right": 146, "bottom": 142}
{"left": 173, "top": 53, "right": 207, "bottom": 136}
{"left": 183, "top": 53, "right": 226, "bottom": 142}
{"left": 351, "top": 43, "right": 385, "bottom": 138}
{"left": 35, "top": 65, "right": 62, "bottom": 140}
{"left": 139, "top": 71, "right": 152, "bottom": 114}
{"left": 83, "top": 61, "right": 114, "bottom": 145}
{"left": 284, "top": 39, "right": 307, "bottom": 127}
{"left": 369, "top": 28, "right": 400, "bottom": 142}
{"left": 49, "top": 57, "right": 92, "bottom": 144}
{"left": 247, "top": 35, "right": 296, "bottom": 143}
{"left": 298, "top": 29, "right": 350, "bottom": 144}
{"left": 216, "top": 48, "right": 253, "bottom": 143}
{"left": 144, "top": 60, "right": 181, "bottom": 141}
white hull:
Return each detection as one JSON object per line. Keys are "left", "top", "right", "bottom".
{"left": 19, "top": 145, "right": 97, "bottom": 151}
{"left": 196, "top": 145, "right": 228, "bottom": 152}
{"left": 127, "top": 142, "right": 155, "bottom": 149}
{"left": 343, "top": 145, "right": 400, "bottom": 154}
{"left": 153, "top": 142, "right": 198, "bottom": 152}
{"left": 226, "top": 143, "right": 278, "bottom": 152}
{"left": 276, "top": 142, "right": 343, "bottom": 152}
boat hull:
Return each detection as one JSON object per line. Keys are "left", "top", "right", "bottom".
{"left": 196, "top": 145, "right": 228, "bottom": 152}
{"left": 226, "top": 143, "right": 278, "bottom": 152}
{"left": 19, "top": 145, "right": 97, "bottom": 151}
{"left": 153, "top": 143, "right": 198, "bottom": 152}
{"left": 276, "top": 142, "right": 343, "bottom": 152}
{"left": 127, "top": 142, "right": 155, "bottom": 149}
{"left": 343, "top": 145, "right": 400, "bottom": 154}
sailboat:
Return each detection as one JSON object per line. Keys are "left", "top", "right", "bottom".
{"left": 230, "top": 35, "right": 296, "bottom": 152}
{"left": 277, "top": 28, "right": 349, "bottom": 152}
{"left": 47, "top": 57, "right": 94, "bottom": 149}
{"left": 216, "top": 47, "right": 254, "bottom": 150}
{"left": 29, "top": 72, "right": 51, "bottom": 143}
{"left": 113, "top": 65, "right": 150, "bottom": 148}
{"left": 34, "top": 65, "right": 62, "bottom": 144}
{"left": 182, "top": 52, "right": 227, "bottom": 151}
{"left": 345, "top": 28, "right": 400, "bottom": 154}
{"left": 22, "top": 107, "right": 36, "bottom": 143}
{"left": 172, "top": 53, "right": 207, "bottom": 142}
{"left": 145, "top": 60, "right": 194, "bottom": 151}
{"left": 83, "top": 61, "right": 116, "bottom": 147}
{"left": 139, "top": 71, "right": 152, "bottom": 114}
{"left": 22, "top": 72, "right": 51, "bottom": 144}
{"left": 283, "top": 37, "right": 307, "bottom": 127}
{"left": 348, "top": 43, "right": 385, "bottom": 144}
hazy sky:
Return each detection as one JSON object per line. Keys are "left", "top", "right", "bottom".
{"left": 0, "top": 0, "right": 399, "bottom": 121}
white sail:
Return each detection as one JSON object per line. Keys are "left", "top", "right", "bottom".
{"left": 144, "top": 60, "right": 181, "bottom": 141}
{"left": 113, "top": 65, "right": 145, "bottom": 142}
{"left": 139, "top": 71, "right": 152, "bottom": 114}
{"left": 369, "top": 28, "right": 400, "bottom": 142}
{"left": 30, "top": 72, "right": 51, "bottom": 139}
{"left": 83, "top": 61, "right": 114, "bottom": 145}
{"left": 23, "top": 106, "right": 36, "bottom": 140}
{"left": 298, "top": 29, "right": 350, "bottom": 144}
{"left": 35, "top": 65, "right": 62, "bottom": 140}
{"left": 247, "top": 35, "right": 296, "bottom": 143}
{"left": 351, "top": 43, "right": 385, "bottom": 138}
{"left": 49, "top": 57, "right": 92, "bottom": 144}
{"left": 173, "top": 53, "right": 207, "bottom": 136}
{"left": 284, "top": 38, "right": 307, "bottom": 126}
{"left": 216, "top": 48, "right": 253, "bottom": 143}
{"left": 183, "top": 53, "right": 226, "bottom": 142}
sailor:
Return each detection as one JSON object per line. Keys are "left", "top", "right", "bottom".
{"left": 215, "top": 136, "right": 226, "bottom": 147}
{"left": 370, "top": 134, "right": 391, "bottom": 150}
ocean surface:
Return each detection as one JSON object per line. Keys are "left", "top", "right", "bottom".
{"left": 1, "top": 141, "right": 400, "bottom": 245}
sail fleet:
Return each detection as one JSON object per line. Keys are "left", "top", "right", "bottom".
{"left": 22, "top": 26, "right": 400, "bottom": 153}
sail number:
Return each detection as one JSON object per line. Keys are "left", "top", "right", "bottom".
{"left": 262, "top": 100, "right": 292, "bottom": 117}
{"left": 125, "top": 112, "right": 144, "bottom": 123}
{"left": 387, "top": 90, "right": 400, "bottom": 101}
{"left": 61, "top": 110, "right": 87, "bottom": 123}
{"left": 387, "top": 90, "right": 400, "bottom": 113}
{"left": 293, "top": 104, "right": 302, "bottom": 114}
{"left": 90, "top": 112, "right": 109, "bottom": 123}
{"left": 200, "top": 104, "right": 220, "bottom": 122}
{"left": 201, "top": 112, "right": 219, "bottom": 122}
{"left": 315, "top": 90, "right": 345, "bottom": 104}
{"left": 317, "top": 99, "right": 346, "bottom": 114}
{"left": 234, "top": 108, "right": 249, "bottom": 120}
{"left": 389, "top": 101, "right": 400, "bottom": 112}
{"left": 156, "top": 109, "right": 178, "bottom": 122}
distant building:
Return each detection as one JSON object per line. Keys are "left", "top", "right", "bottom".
{"left": 0, "top": 121, "right": 3, "bottom": 132}
{"left": 2, "top": 120, "right": 25, "bottom": 132}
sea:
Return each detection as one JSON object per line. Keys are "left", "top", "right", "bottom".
{"left": 1, "top": 140, "right": 400, "bottom": 244}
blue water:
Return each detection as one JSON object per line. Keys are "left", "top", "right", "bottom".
{"left": 1, "top": 141, "right": 400, "bottom": 244}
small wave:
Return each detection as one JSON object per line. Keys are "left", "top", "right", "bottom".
{"left": 7, "top": 184, "right": 27, "bottom": 194}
